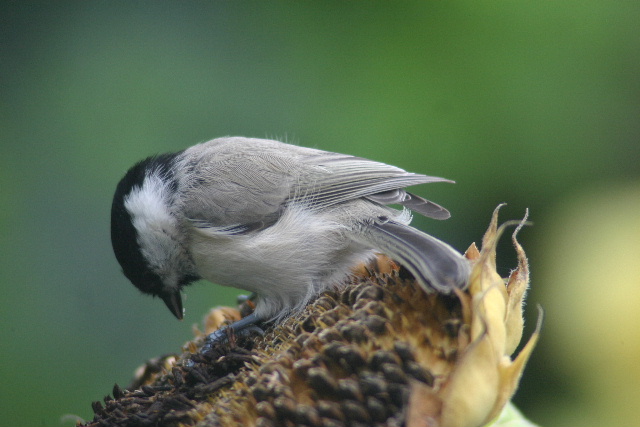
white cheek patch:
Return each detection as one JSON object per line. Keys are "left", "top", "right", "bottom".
{"left": 123, "top": 172, "right": 181, "bottom": 285}
{"left": 124, "top": 173, "right": 173, "bottom": 230}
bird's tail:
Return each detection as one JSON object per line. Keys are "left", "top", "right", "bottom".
{"left": 357, "top": 220, "right": 470, "bottom": 293}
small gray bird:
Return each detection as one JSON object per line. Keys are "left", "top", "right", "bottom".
{"left": 111, "top": 137, "right": 470, "bottom": 328}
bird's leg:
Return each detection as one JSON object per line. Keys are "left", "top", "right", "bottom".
{"left": 200, "top": 313, "right": 264, "bottom": 353}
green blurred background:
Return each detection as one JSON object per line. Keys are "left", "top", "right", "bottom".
{"left": 2, "top": 2, "right": 639, "bottom": 426}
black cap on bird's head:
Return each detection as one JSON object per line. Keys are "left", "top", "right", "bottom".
{"left": 110, "top": 152, "right": 195, "bottom": 320}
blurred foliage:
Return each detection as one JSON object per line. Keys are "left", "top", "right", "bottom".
{"left": 532, "top": 183, "right": 640, "bottom": 426}
{"left": 1, "top": 2, "right": 638, "bottom": 426}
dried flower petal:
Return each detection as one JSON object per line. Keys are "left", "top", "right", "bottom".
{"left": 436, "top": 206, "right": 541, "bottom": 427}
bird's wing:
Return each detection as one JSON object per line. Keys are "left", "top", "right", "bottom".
{"left": 177, "top": 151, "right": 299, "bottom": 229}
{"left": 176, "top": 138, "right": 451, "bottom": 230}
{"left": 295, "top": 154, "right": 452, "bottom": 219}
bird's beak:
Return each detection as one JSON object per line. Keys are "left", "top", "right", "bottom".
{"left": 161, "top": 291, "right": 184, "bottom": 320}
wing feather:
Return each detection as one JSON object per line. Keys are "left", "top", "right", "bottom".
{"left": 176, "top": 137, "right": 452, "bottom": 228}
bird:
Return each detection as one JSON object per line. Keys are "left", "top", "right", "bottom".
{"left": 110, "top": 137, "right": 470, "bottom": 334}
